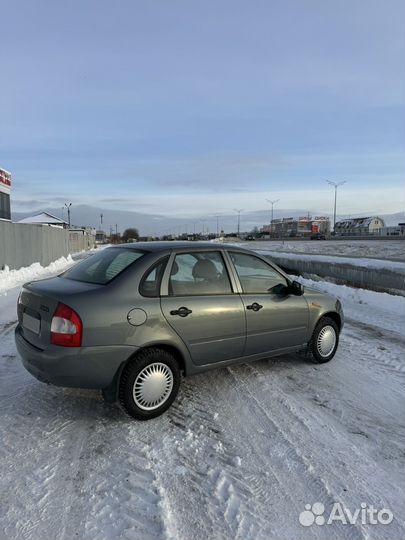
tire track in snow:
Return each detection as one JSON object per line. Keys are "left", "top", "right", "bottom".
{"left": 148, "top": 377, "right": 266, "bottom": 540}
{"left": 80, "top": 418, "right": 167, "bottom": 540}
{"left": 231, "top": 352, "right": 404, "bottom": 539}
{"left": 0, "top": 385, "right": 83, "bottom": 539}
{"left": 221, "top": 364, "right": 365, "bottom": 540}
{"left": 0, "top": 320, "right": 18, "bottom": 337}
{"left": 0, "top": 327, "right": 104, "bottom": 538}
{"left": 0, "top": 375, "right": 168, "bottom": 540}
{"left": 344, "top": 318, "right": 405, "bottom": 377}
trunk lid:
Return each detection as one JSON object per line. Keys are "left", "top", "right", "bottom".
{"left": 18, "top": 276, "right": 102, "bottom": 349}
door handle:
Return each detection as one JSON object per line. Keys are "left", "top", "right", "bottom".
{"left": 170, "top": 306, "right": 192, "bottom": 317}
{"left": 246, "top": 302, "right": 263, "bottom": 312}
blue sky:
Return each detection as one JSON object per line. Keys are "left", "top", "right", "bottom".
{"left": 1, "top": 0, "right": 404, "bottom": 220}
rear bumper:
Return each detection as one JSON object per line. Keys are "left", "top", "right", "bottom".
{"left": 15, "top": 326, "right": 138, "bottom": 389}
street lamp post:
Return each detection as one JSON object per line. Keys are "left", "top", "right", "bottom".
{"left": 64, "top": 203, "right": 72, "bottom": 227}
{"left": 326, "top": 181, "right": 346, "bottom": 232}
{"left": 234, "top": 209, "right": 243, "bottom": 238}
{"left": 266, "top": 199, "right": 280, "bottom": 237}
{"left": 200, "top": 218, "right": 206, "bottom": 237}
{"left": 214, "top": 214, "right": 220, "bottom": 238}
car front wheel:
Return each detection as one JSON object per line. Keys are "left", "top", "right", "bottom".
{"left": 309, "top": 316, "right": 339, "bottom": 363}
{"left": 119, "top": 348, "right": 180, "bottom": 420}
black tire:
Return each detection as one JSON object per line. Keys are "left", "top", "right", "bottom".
{"left": 119, "top": 348, "right": 180, "bottom": 420}
{"left": 309, "top": 316, "right": 339, "bottom": 364}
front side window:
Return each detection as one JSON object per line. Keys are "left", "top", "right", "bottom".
{"left": 169, "top": 251, "right": 232, "bottom": 295}
{"left": 230, "top": 252, "right": 287, "bottom": 294}
{"left": 62, "top": 248, "right": 146, "bottom": 284}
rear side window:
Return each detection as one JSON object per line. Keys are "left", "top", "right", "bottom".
{"left": 169, "top": 251, "right": 232, "bottom": 295}
{"left": 62, "top": 248, "right": 146, "bottom": 284}
{"left": 139, "top": 257, "right": 169, "bottom": 297}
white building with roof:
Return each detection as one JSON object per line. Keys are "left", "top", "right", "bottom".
{"left": 334, "top": 216, "right": 385, "bottom": 236}
{"left": 17, "top": 212, "right": 68, "bottom": 228}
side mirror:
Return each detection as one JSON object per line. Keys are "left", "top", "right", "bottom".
{"left": 290, "top": 280, "right": 304, "bottom": 296}
{"left": 269, "top": 281, "right": 304, "bottom": 296}
{"left": 268, "top": 283, "right": 289, "bottom": 296}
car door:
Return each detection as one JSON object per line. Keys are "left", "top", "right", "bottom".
{"left": 160, "top": 250, "right": 246, "bottom": 365}
{"left": 228, "top": 251, "right": 309, "bottom": 356}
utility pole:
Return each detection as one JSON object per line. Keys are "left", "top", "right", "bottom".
{"left": 64, "top": 203, "right": 72, "bottom": 228}
{"left": 234, "top": 209, "right": 243, "bottom": 238}
{"left": 326, "top": 181, "right": 346, "bottom": 232}
{"left": 266, "top": 198, "right": 280, "bottom": 237}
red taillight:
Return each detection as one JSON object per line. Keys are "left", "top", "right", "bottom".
{"left": 51, "top": 302, "right": 82, "bottom": 347}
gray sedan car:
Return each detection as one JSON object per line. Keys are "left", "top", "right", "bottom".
{"left": 15, "top": 242, "right": 343, "bottom": 420}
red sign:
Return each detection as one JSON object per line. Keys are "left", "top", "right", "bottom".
{"left": 0, "top": 168, "right": 11, "bottom": 193}
{"left": 0, "top": 176, "right": 11, "bottom": 187}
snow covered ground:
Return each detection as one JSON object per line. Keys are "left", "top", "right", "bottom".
{"left": 0, "top": 255, "right": 404, "bottom": 540}
{"left": 240, "top": 239, "right": 405, "bottom": 262}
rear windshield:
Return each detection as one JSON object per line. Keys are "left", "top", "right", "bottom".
{"left": 61, "top": 248, "right": 146, "bottom": 284}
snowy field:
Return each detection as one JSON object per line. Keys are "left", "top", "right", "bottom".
{"left": 0, "top": 254, "right": 404, "bottom": 539}
{"left": 240, "top": 239, "right": 405, "bottom": 262}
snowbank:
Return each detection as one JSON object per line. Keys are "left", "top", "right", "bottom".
{"left": 240, "top": 239, "right": 405, "bottom": 261}
{"left": 294, "top": 274, "right": 405, "bottom": 334}
{"left": 256, "top": 250, "right": 405, "bottom": 272}
{"left": 297, "top": 275, "right": 405, "bottom": 315}
{"left": 0, "top": 255, "right": 74, "bottom": 295}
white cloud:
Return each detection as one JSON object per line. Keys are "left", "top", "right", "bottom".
{"left": 12, "top": 185, "right": 403, "bottom": 218}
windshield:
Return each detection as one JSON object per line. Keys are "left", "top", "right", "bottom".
{"left": 61, "top": 248, "right": 146, "bottom": 284}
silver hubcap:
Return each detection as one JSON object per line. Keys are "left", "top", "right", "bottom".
{"left": 133, "top": 363, "right": 174, "bottom": 411}
{"left": 317, "top": 325, "right": 337, "bottom": 357}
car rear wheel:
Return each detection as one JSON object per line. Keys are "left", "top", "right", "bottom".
{"left": 309, "top": 316, "right": 339, "bottom": 364}
{"left": 119, "top": 348, "right": 180, "bottom": 420}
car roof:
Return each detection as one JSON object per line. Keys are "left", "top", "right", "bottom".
{"left": 109, "top": 241, "right": 249, "bottom": 253}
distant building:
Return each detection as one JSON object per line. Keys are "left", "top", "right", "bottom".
{"left": 0, "top": 167, "right": 11, "bottom": 221}
{"left": 95, "top": 230, "right": 106, "bottom": 243}
{"left": 69, "top": 228, "right": 96, "bottom": 251}
{"left": 17, "top": 212, "right": 68, "bottom": 228}
{"left": 262, "top": 216, "right": 330, "bottom": 238}
{"left": 334, "top": 217, "right": 385, "bottom": 236}
{"left": 379, "top": 223, "right": 405, "bottom": 237}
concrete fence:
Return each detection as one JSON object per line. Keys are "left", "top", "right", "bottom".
{"left": 265, "top": 253, "right": 405, "bottom": 296}
{"left": 0, "top": 221, "right": 95, "bottom": 271}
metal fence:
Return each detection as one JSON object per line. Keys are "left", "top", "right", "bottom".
{"left": 265, "top": 253, "right": 405, "bottom": 296}
{"left": 0, "top": 221, "right": 94, "bottom": 270}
